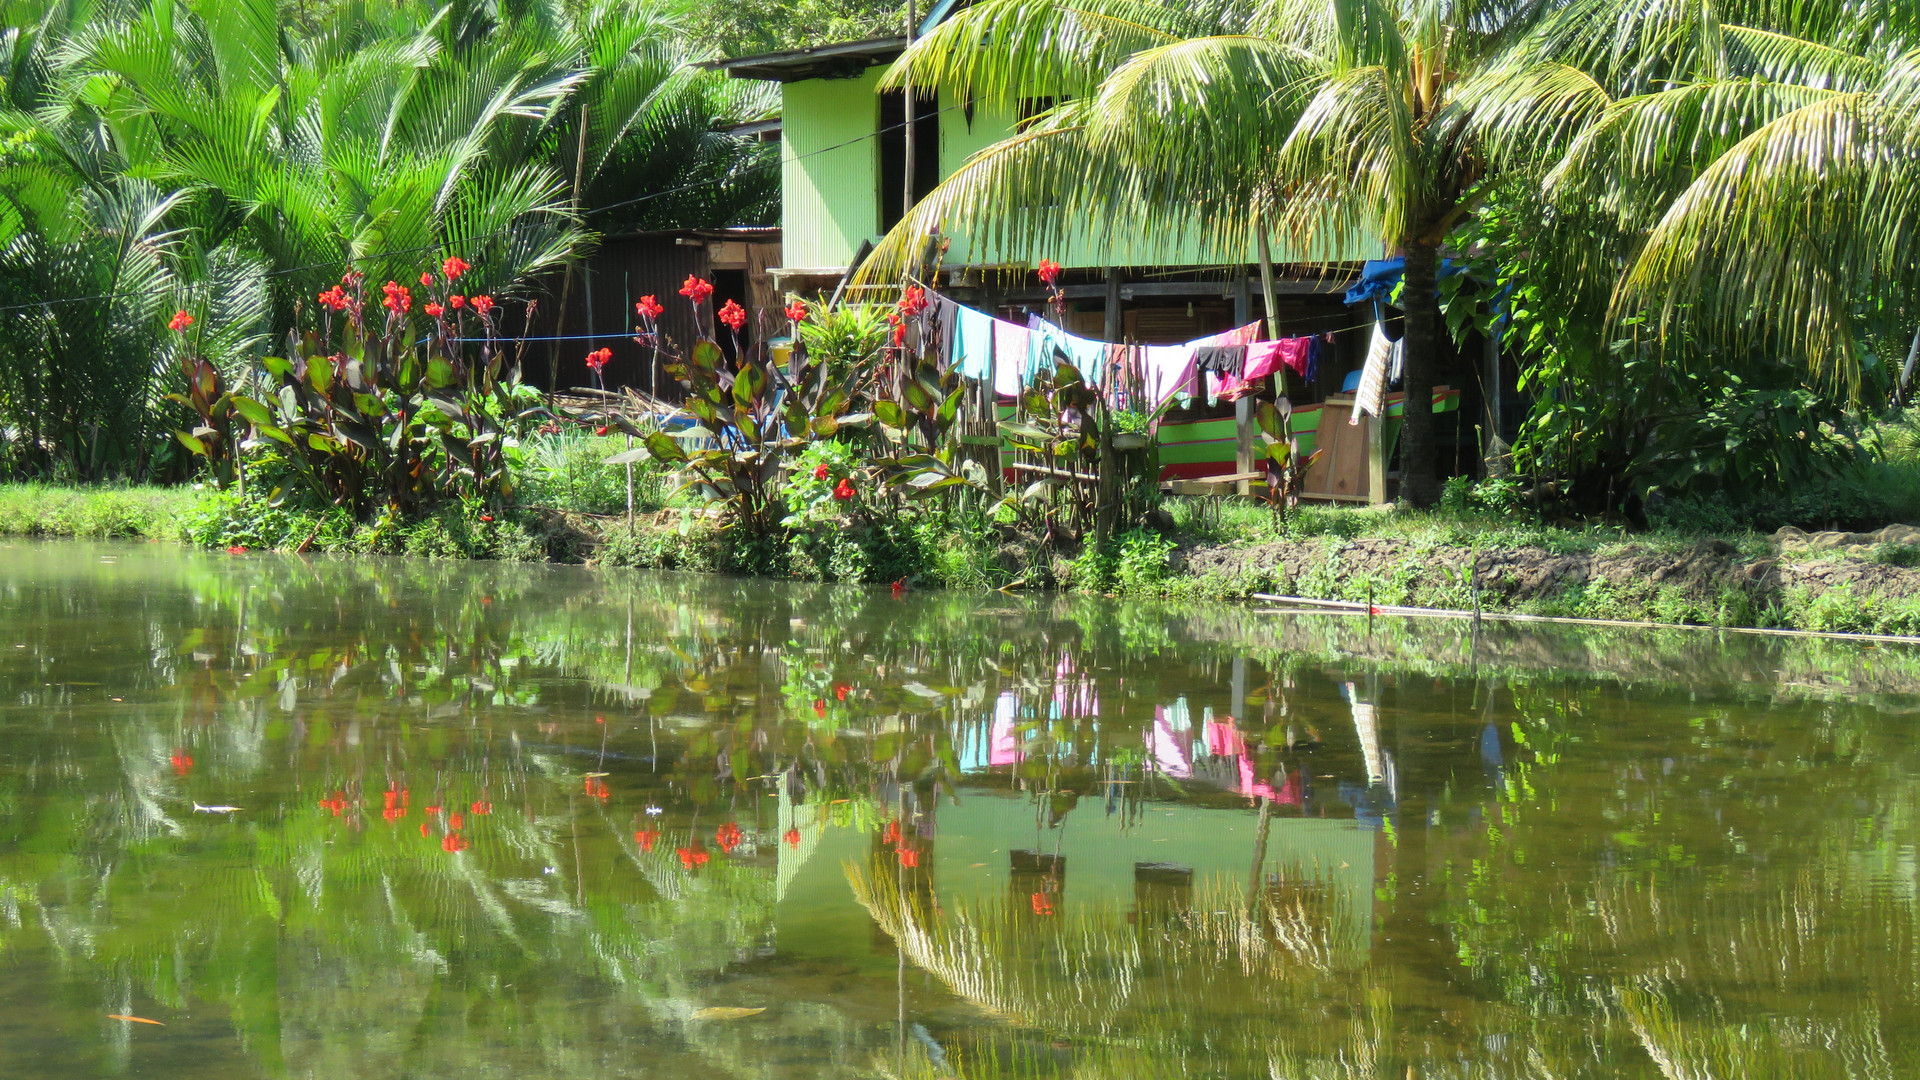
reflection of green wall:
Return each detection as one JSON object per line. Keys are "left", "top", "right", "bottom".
{"left": 774, "top": 788, "right": 1376, "bottom": 966}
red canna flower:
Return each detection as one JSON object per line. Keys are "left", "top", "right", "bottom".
{"left": 897, "top": 847, "right": 920, "bottom": 868}
{"left": 585, "top": 347, "right": 612, "bottom": 374}
{"left": 170, "top": 752, "right": 193, "bottom": 777}
{"left": 425, "top": 302, "right": 444, "bottom": 318}
{"left": 716, "top": 821, "right": 743, "bottom": 853}
{"left": 897, "top": 285, "right": 928, "bottom": 317}
{"left": 832, "top": 478, "right": 855, "bottom": 501}
{"left": 169, "top": 310, "right": 194, "bottom": 332}
{"left": 595, "top": 426, "right": 609, "bottom": 436}
{"left": 442, "top": 256, "right": 470, "bottom": 280}
{"left": 1037, "top": 259, "right": 1062, "bottom": 287}
{"left": 449, "top": 294, "right": 465, "bottom": 309}
{"left": 891, "top": 321, "right": 907, "bottom": 346}
{"left": 479, "top": 514, "right": 494, "bottom": 523}
{"left": 678, "top": 275, "right": 714, "bottom": 304}
{"left": 635, "top": 295, "right": 664, "bottom": 321}
{"left": 381, "top": 281, "right": 411, "bottom": 314}
{"left": 1031, "top": 891, "right": 1055, "bottom": 916}
{"left": 717, "top": 299, "right": 746, "bottom": 332}
{"left": 635, "top": 828, "right": 659, "bottom": 852}
{"left": 783, "top": 828, "right": 801, "bottom": 848}
{"left": 317, "top": 286, "right": 350, "bottom": 312}
{"left": 812, "top": 463, "right": 829, "bottom": 481}
{"left": 785, "top": 300, "right": 808, "bottom": 323}
{"left": 472, "top": 295, "right": 495, "bottom": 316}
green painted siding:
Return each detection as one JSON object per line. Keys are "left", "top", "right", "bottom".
{"left": 781, "top": 70, "right": 883, "bottom": 270}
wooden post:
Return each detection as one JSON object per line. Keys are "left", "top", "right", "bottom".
{"left": 1104, "top": 267, "right": 1122, "bottom": 343}
{"left": 551, "top": 104, "right": 589, "bottom": 390}
{"left": 1235, "top": 395, "right": 1254, "bottom": 496}
{"left": 902, "top": 0, "right": 917, "bottom": 217}
{"left": 1254, "top": 214, "right": 1281, "bottom": 341}
{"left": 1366, "top": 412, "right": 1388, "bottom": 504}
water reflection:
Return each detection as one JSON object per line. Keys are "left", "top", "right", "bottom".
{"left": 0, "top": 541, "right": 1916, "bottom": 1078}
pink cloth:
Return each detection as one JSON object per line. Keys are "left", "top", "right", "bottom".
{"left": 1142, "top": 345, "right": 1196, "bottom": 407}
{"left": 1187, "top": 322, "right": 1262, "bottom": 348}
{"left": 1275, "top": 338, "right": 1313, "bottom": 377}
{"left": 1242, "top": 341, "right": 1286, "bottom": 382}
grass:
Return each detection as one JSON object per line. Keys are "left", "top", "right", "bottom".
{"left": 0, "top": 483, "right": 198, "bottom": 540}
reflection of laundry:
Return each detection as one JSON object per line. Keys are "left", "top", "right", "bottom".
{"left": 1149, "top": 704, "right": 1192, "bottom": 778}
{"left": 1237, "top": 754, "right": 1277, "bottom": 801}
{"left": 1205, "top": 718, "right": 1246, "bottom": 758}
{"left": 990, "top": 692, "right": 1023, "bottom": 766}
{"left": 1274, "top": 769, "right": 1303, "bottom": 806}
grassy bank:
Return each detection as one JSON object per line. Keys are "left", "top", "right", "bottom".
{"left": 9, "top": 480, "right": 1920, "bottom": 636}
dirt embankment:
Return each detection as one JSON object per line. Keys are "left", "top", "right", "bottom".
{"left": 1174, "top": 524, "right": 1920, "bottom": 621}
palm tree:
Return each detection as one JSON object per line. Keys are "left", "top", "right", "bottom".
{"left": 862, "top": 0, "right": 1604, "bottom": 507}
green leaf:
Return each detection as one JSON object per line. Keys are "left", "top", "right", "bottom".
{"left": 228, "top": 395, "right": 273, "bottom": 426}
{"left": 874, "top": 400, "right": 908, "bottom": 429}
{"left": 175, "top": 430, "right": 209, "bottom": 457}
{"left": 261, "top": 356, "right": 294, "bottom": 380}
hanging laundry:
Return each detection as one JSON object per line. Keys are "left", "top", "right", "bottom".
{"left": 1352, "top": 321, "right": 1393, "bottom": 424}
{"left": 1242, "top": 340, "right": 1287, "bottom": 383}
{"left": 1276, "top": 338, "right": 1314, "bottom": 377}
{"left": 1193, "top": 345, "right": 1246, "bottom": 378}
{"left": 1141, "top": 345, "right": 1197, "bottom": 408}
{"left": 994, "top": 321, "right": 1029, "bottom": 397}
{"left": 1188, "top": 322, "right": 1262, "bottom": 348}
{"left": 954, "top": 305, "right": 994, "bottom": 382}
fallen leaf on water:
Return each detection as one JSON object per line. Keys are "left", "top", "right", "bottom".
{"left": 691, "top": 1007, "right": 765, "bottom": 1021}
{"left": 107, "top": 1015, "right": 164, "bottom": 1026}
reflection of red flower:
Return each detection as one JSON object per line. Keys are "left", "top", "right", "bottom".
{"left": 320, "top": 791, "right": 347, "bottom": 816}
{"left": 897, "top": 846, "right": 919, "bottom": 868}
{"left": 426, "top": 804, "right": 442, "bottom": 816}
{"left": 717, "top": 299, "right": 746, "bottom": 332}
{"left": 226, "top": 545, "right": 246, "bottom": 555}
{"left": 382, "top": 805, "right": 403, "bottom": 823}
{"left": 882, "top": 820, "right": 901, "bottom": 846}
{"left": 832, "top": 478, "right": 854, "bottom": 501}
{"left": 1031, "top": 892, "right": 1055, "bottom": 916}
{"left": 677, "top": 845, "right": 711, "bottom": 870}
{"left": 678, "top": 275, "right": 714, "bottom": 304}
{"left": 716, "top": 821, "right": 743, "bottom": 853}
{"left": 449, "top": 810, "right": 464, "bottom": 830}
{"left": 471, "top": 801, "right": 491, "bottom": 815}
{"left": 170, "top": 753, "right": 193, "bottom": 777}
{"left": 420, "top": 821, "right": 429, "bottom": 838}
{"left": 891, "top": 579, "right": 905, "bottom": 598}
{"left": 783, "top": 828, "right": 800, "bottom": 848}
{"left": 812, "top": 699, "right": 826, "bottom": 718}
{"left": 442, "top": 833, "right": 469, "bottom": 852}
{"left": 833, "top": 683, "right": 849, "bottom": 702}
{"left": 635, "top": 829, "right": 660, "bottom": 852}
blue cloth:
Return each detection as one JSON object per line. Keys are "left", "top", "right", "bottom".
{"left": 1343, "top": 257, "right": 1467, "bottom": 305}
{"left": 955, "top": 306, "right": 994, "bottom": 381}
{"left": 1027, "top": 318, "right": 1110, "bottom": 387}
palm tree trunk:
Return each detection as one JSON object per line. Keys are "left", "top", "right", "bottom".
{"left": 1399, "top": 240, "right": 1443, "bottom": 508}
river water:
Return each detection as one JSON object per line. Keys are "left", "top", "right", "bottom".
{"left": 0, "top": 540, "right": 1914, "bottom": 1079}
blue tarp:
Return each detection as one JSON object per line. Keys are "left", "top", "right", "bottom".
{"left": 1343, "top": 257, "right": 1467, "bottom": 306}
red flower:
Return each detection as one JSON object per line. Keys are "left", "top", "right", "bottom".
{"left": 317, "top": 286, "right": 349, "bottom": 312}
{"left": 470, "top": 800, "right": 491, "bottom": 815}
{"left": 1031, "top": 891, "right": 1055, "bottom": 916}
{"left": 716, "top": 821, "right": 743, "bottom": 853}
{"left": 717, "top": 299, "right": 746, "bottom": 332}
{"left": 479, "top": 514, "right": 494, "bottom": 523}
{"left": 442, "top": 256, "right": 470, "bottom": 280}
{"left": 585, "top": 347, "right": 612, "bottom": 374}
{"left": 1037, "top": 259, "right": 1062, "bottom": 286}
{"left": 170, "top": 753, "right": 193, "bottom": 777}
{"left": 595, "top": 425, "right": 609, "bottom": 436}
{"left": 472, "top": 295, "right": 495, "bottom": 316}
{"left": 783, "top": 828, "right": 801, "bottom": 848}
{"left": 891, "top": 321, "right": 907, "bottom": 346}
{"left": 381, "top": 281, "right": 411, "bottom": 314}
{"left": 449, "top": 294, "right": 465, "bottom": 309}
{"left": 785, "top": 300, "right": 808, "bottom": 323}
{"left": 897, "top": 847, "right": 920, "bottom": 868}
{"left": 419, "top": 272, "right": 433, "bottom": 287}
{"left": 169, "top": 310, "right": 194, "bottom": 332}
{"left": 832, "top": 478, "right": 855, "bottom": 501}
{"left": 897, "top": 286, "right": 928, "bottom": 317}
{"left": 678, "top": 275, "right": 714, "bottom": 304}
{"left": 425, "top": 302, "right": 444, "bottom": 318}
{"left": 812, "top": 463, "right": 829, "bottom": 481}
{"left": 891, "top": 579, "right": 905, "bottom": 598}
{"left": 635, "top": 295, "right": 664, "bottom": 321}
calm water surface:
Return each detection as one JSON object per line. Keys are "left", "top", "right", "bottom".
{"left": 1, "top": 541, "right": 1916, "bottom": 1079}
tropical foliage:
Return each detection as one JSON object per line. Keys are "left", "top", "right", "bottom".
{"left": 0, "top": 0, "right": 775, "bottom": 481}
